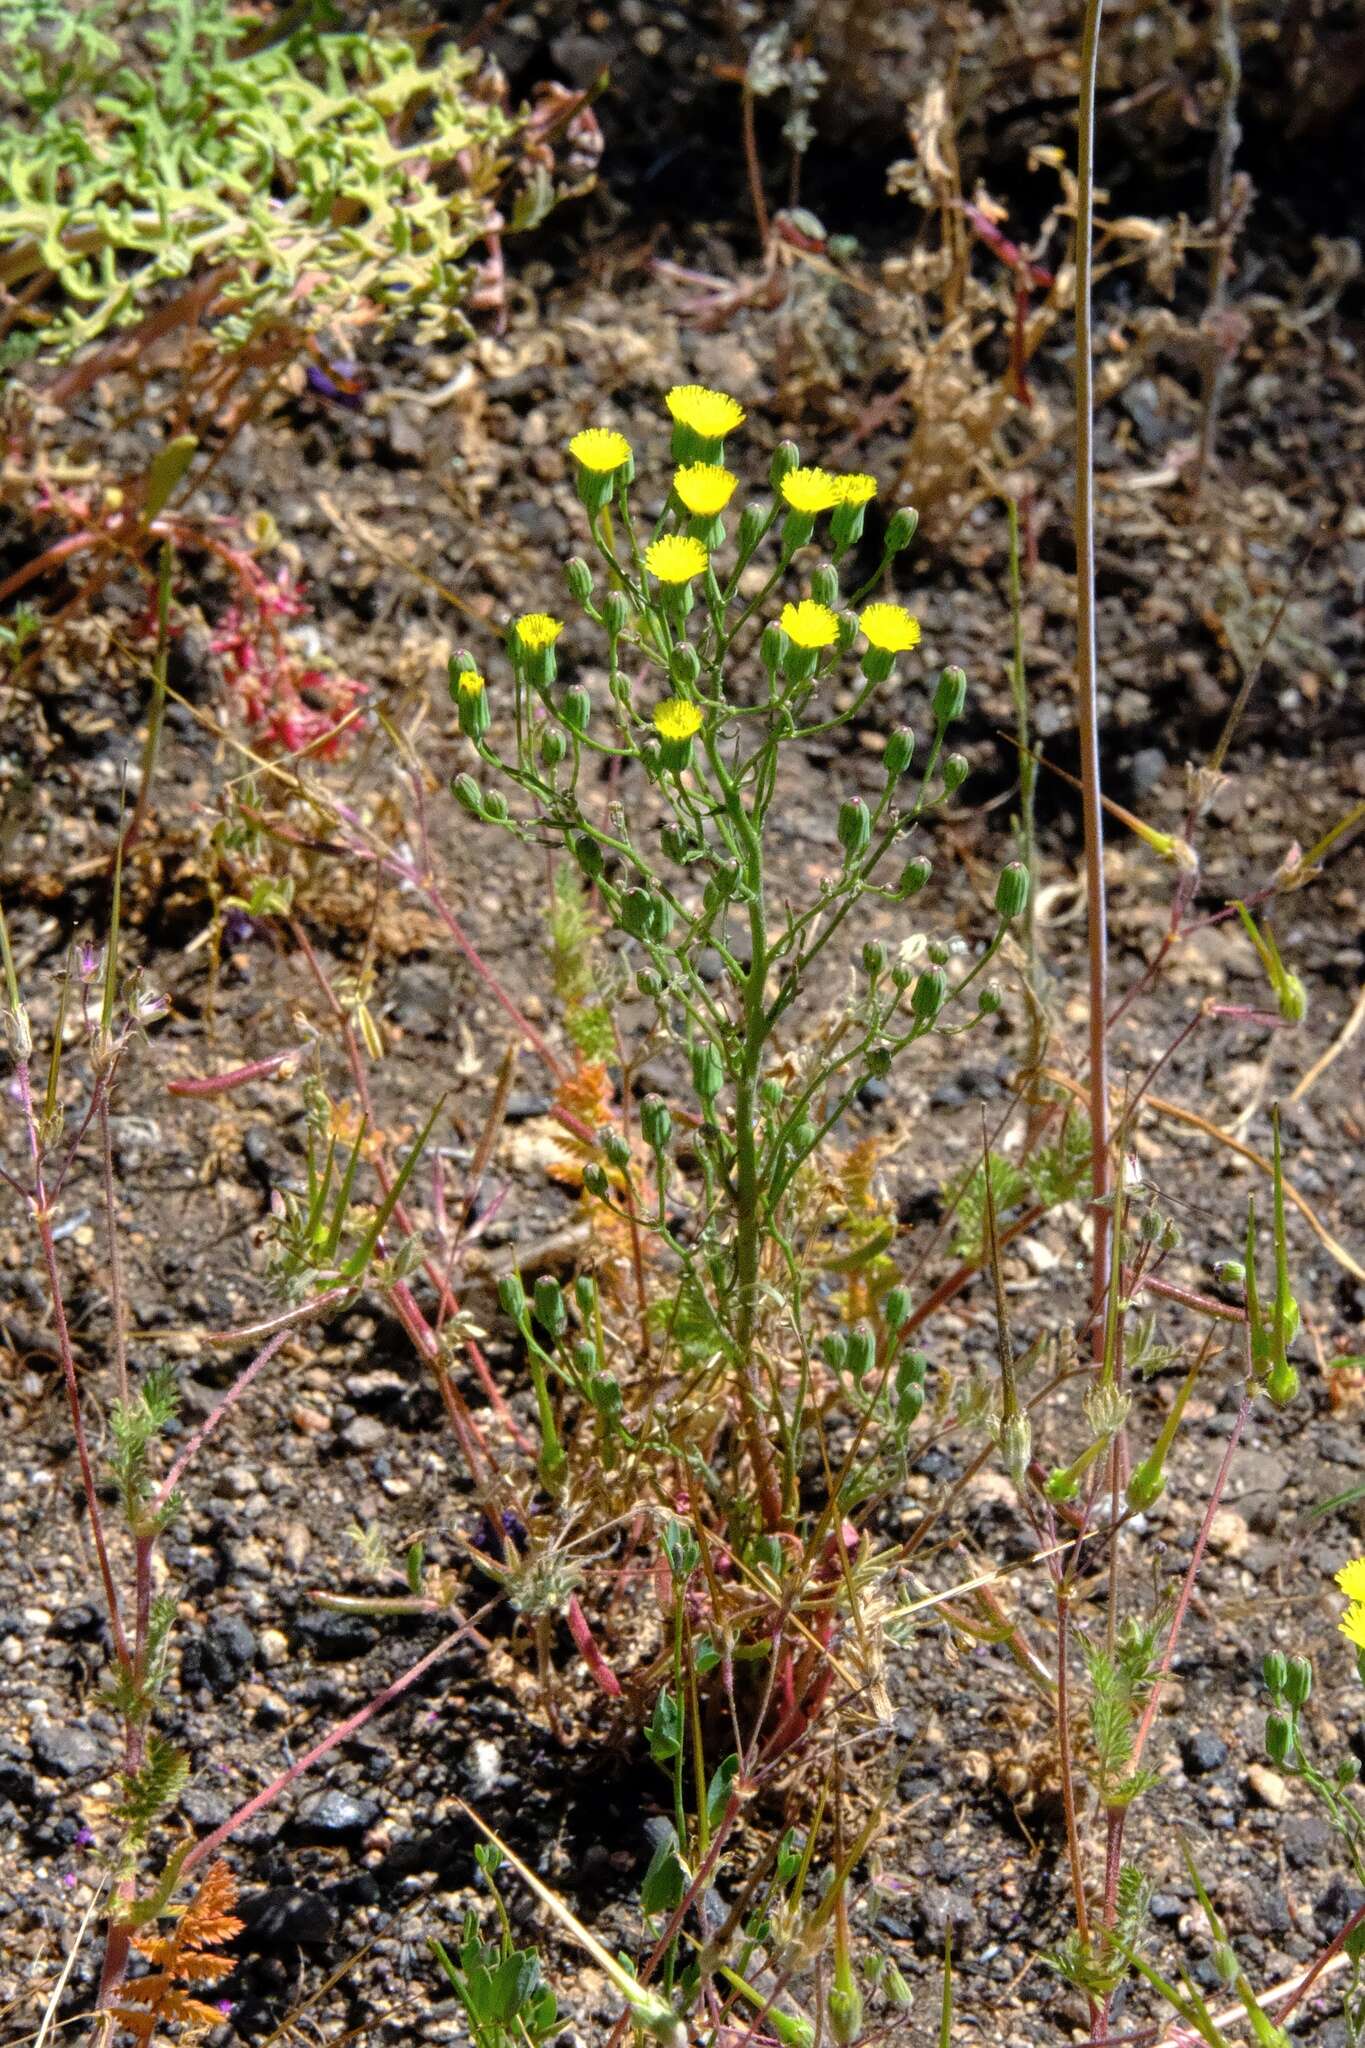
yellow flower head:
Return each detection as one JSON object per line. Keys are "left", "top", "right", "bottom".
{"left": 1341, "top": 1603, "right": 1365, "bottom": 1650}
{"left": 781, "top": 599, "right": 840, "bottom": 650}
{"left": 1337, "top": 1558, "right": 1365, "bottom": 1604}
{"left": 666, "top": 385, "right": 745, "bottom": 439}
{"left": 859, "top": 602, "right": 922, "bottom": 654}
{"left": 456, "top": 669, "right": 486, "bottom": 697}
{"left": 568, "top": 426, "right": 632, "bottom": 473}
{"left": 836, "top": 472, "right": 878, "bottom": 507}
{"left": 645, "top": 534, "right": 708, "bottom": 584}
{"left": 780, "top": 467, "right": 844, "bottom": 515}
{"left": 674, "top": 463, "right": 737, "bottom": 517}
{"left": 653, "top": 699, "right": 704, "bottom": 743}
{"left": 515, "top": 613, "right": 564, "bottom": 652}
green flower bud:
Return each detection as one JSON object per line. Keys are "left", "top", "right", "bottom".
{"left": 533, "top": 1274, "right": 567, "bottom": 1338}
{"left": 1285, "top": 1656, "right": 1313, "bottom": 1708}
{"left": 565, "top": 557, "right": 594, "bottom": 604}
{"left": 572, "top": 831, "right": 603, "bottom": 878}
{"left": 562, "top": 684, "right": 591, "bottom": 735}
{"left": 770, "top": 441, "right": 800, "bottom": 489}
{"left": 791, "top": 1118, "right": 819, "bottom": 1157}
{"left": 884, "top": 507, "right": 919, "bottom": 555}
{"left": 737, "top": 502, "right": 768, "bottom": 557}
{"left": 1140, "top": 1207, "right": 1163, "bottom": 1243}
{"left": 883, "top": 1287, "right": 912, "bottom": 1334}
{"left": 864, "top": 1045, "right": 891, "bottom": 1078}
{"left": 837, "top": 797, "right": 871, "bottom": 861}
{"left": 692, "top": 1042, "right": 724, "bottom": 1103}
{"left": 1216, "top": 1259, "right": 1246, "bottom": 1290}
{"left": 1045, "top": 1467, "right": 1080, "bottom": 1504}
{"left": 637, "top": 968, "right": 664, "bottom": 998}
{"left": 821, "top": 1333, "right": 849, "bottom": 1370}
{"left": 941, "top": 751, "right": 969, "bottom": 795}
{"left": 828, "top": 1982, "right": 863, "bottom": 2047}
{"left": 811, "top": 564, "right": 840, "bottom": 609}
{"left": 781, "top": 509, "right": 815, "bottom": 556}
{"left": 845, "top": 1328, "right": 875, "bottom": 1380}
{"left": 895, "top": 1369, "right": 925, "bottom": 1429}
{"left": 932, "top": 665, "right": 967, "bottom": 726}
{"left": 1338, "top": 1755, "right": 1362, "bottom": 1786}
{"left": 448, "top": 649, "right": 479, "bottom": 689}
{"left": 483, "top": 790, "right": 508, "bottom": 823}
{"left": 836, "top": 609, "right": 858, "bottom": 653}
{"left": 883, "top": 726, "right": 915, "bottom": 779}
{"left": 1267, "top": 1361, "right": 1299, "bottom": 1406}
{"left": 539, "top": 725, "right": 567, "bottom": 767}
{"left": 572, "top": 1337, "right": 598, "bottom": 1377}
{"left": 602, "top": 590, "right": 629, "bottom": 638}
{"left": 1262, "top": 1651, "right": 1288, "bottom": 1696}
{"left": 899, "top": 1348, "right": 927, "bottom": 1385}
{"left": 583, "top": 1161, "right": 610, "bottom": 1199}
{"left": 640, "top": 1095, "right": 673, "bottom": 1152}
{"left": 995, "top": 862, "right": 1030, "bottom": 923}
{"left": 1126, "top": 1458, "right": 1165, "bottom": 1512}
{"left": 574, "top": 1273, "right": 596, "bottom": 1315}
{"left": 977, "top": 982, "right": 1003, "bottom": 1016}
{"left": 896, "top": 855, "right": 932, "bottom": 898}
{"left": 1000, "top": 1411, "right": 1032, "bottom": 1484}
{"left": 760, "top": 1077, "right": 784, "bottom": 1110}
{"left": 601, "top": 1129, "right": 632, "bottom": 1172}
{"left": 926, "top": 939, "right": 950, "bottom": 965}
{"left": 862, "top": 940, "right": 885, "bottom": 978}
{"left": 670, "top": 643, "right": 700, "bottom": 688}
{"left": 590, "top": 1372, "right": 622, "bottom": 1422}
{"left": 497, "top": 1272, "right": 527, "bottom": 1323}
{"left": 911, "top": 968, "right": 946, "bottom": 1023}
{"left": 1279, "top": 973, "right": 1307, "bottom": 1024}
{"left": 452, "top": 772, "right": 483, "bottom": 817}
{"left": 761, "top": 623, "right": 788, "bottom": 673}
{"left": 1159, "top": 1218, "right": 1182, "bottom": 1252}
{"left": 1265, "top": 1710, "right": 1294, "bottom": 1766}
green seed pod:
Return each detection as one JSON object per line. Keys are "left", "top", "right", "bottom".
{"left": 1262, "top": 1650, "right": 1288, "bottom": 1696}
{"left": 828, "top": 1982, "right": 863, "bottom": 2047}
{"left": 601, "top": 1129, "right": 632, "bottom": 1172}
{"left": 862, "top": 940, "right": 885, "bottom": 978}
{"left": 1126, "top": 1458, "right": 1165, "bottom": 1512}
{"left": 565, "top": 557, "right": 594, "bottom": 604}
{"left": 452, "top": 772, "right": 483, "bottom": 817}
{"left": 770, "top": 440, "right": 801, "bottom": 489}
{"left": 562, "top": 685, "right": 591, "bottom": 735}
{"left": 1267, "top": 1361, "right": 1299, "bottom": 1406}
{"left": 995, "top": 861, "right": 1030, "bottom": 923}
{"left": 811, "top": 564, "right": 840, "bottom": 609}
{"left": 883, "top": 726, "right": 915, "bottom": 779}
{"left": 602, "top": 590, "right": 629, "bottom": 638}
{"left": 497, "top": 1272, "right": 527, "bottom": 1323}
{"left": 1279, "top": 972, "right": 1307, "bottom": 1024}
{"left": 1216, "top": 1258, "right": 1246, "bottom": 1290}
{"left": 884, "top": 507, "right": 919, "bottom": 554}
{"left": 896, "top": 855, "right": 932, "bottom": 898}
{"left": 977, "top": 982, "right": 1003, "bottom": 1016}
{"left": 1045, "top": 1467, "right": 1080, "bottom": 1504}
{"left": 911, "top": 968, "right": 947, "bottom": 1023}
{"left": 1000, "top": 1411, "right": 1032, "bottom": 1484}
{"left": 572, "top": 832, "right": 603, "bottom": 878}
{"left": 692, "top": 1042, "right": 724, "bottom": 1103}
{"left": 1265, "top": 1710, "right": 1294, "bottom": 1766}
{"left": 640, "top": 1095, "right": 673, "bottom": 1152}
{"left": 941, "top": 751, "right": 969, "bottom": 795}
{"left": 533, "top": 1274, "right": 566, "bottom": 1339}
{"left": 883, "top": 1287, "right": 912, "bottom": 1334}
{"left": 582, "top": 1161, "right": 610, "bottom": 1199}
{"left": 932, "top": 665, "right": 967, "bottom": 725}
{"left": 845, "top": 1327, "right": 875, "bottom": 1380}
{"left": 1285, "top": 1656, "right": 1313, "bottom": 1708}
{"left": 1160, "top": 1218, "right": 1182, "bottom": 1251}
{"left": 837, "top": 797, "right": 871, "bottom": 860}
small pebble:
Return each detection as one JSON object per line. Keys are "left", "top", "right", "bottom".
{"left": 1246, "top": 1764, "right": 1289, "bottom": 1810}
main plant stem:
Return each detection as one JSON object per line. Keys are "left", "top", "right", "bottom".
{"left": 1075, "top": 0, "right": 1111, "bottom": 1356}
{"left": 733, "top": 831, "right": 783, "bottom": 1533}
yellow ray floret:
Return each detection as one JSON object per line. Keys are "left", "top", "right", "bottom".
{"left": 674, "top": 463, "right": 737, "bottom": 517}
{"left": 1341, "top": 1602, "right": 1365, "bottom": 1649}
{"left": 781, "top": 599, "right": 840, "bottom": 650}
{"left": 1337, "top": 1558, "right": 1365, "bottom": 1603}
{"left": 653, "top": 699, "right": 703, "bottom": 742}
{"left": 645, "top": 534, "right": 708, "bottom": 583}
{"left": 665, "top": 385, "right": 746, "bottom": 438}
{"left": 780, "top": 467, "right": 844, "bottom": 514}
{"left": 569, "top": 427, "right": 632, "bottom": 472}
{"left": 515, "top": 613, "right": 564, "bottom": 651}
{"left": 456, "top": 669, "right": 486, "bottom": 697}
{"left": 836, "top": 472, "right": 878, "bottom": 506}
{"left": 859, "top": 603, "right": 921, "bottom": 653}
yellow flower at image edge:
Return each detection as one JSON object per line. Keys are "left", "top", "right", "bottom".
{"left": 1337, "top": 1558, "right": 1365, "bottom": 1604}
{"left": 665, "top": 384, "right": 746, "bottom": 439}
{"left": 653, "top": 698, "right": 703, "bottom": 743}
{"left": 645, "top": 534, "right": 708, "bottom": 583}
{"left": 780, "top": 467, "right": 844, "bottom": 515}
{"left": 569, "top": 426, "right": 631, "bottom": 472}
{"left": 515, "top": 613, "right": 563, "bottom": 651}
{"left": 859, "top": 602, "right": 921, "bottom": 653}
{"left": 674, "top": 462, "right": 737, "bottom": 517}
{"left": 1341, "top": 1602, "right": 1365, "bottom": 1650}
{"left": 781, "top": 599, "right": 839, "bottom": 650}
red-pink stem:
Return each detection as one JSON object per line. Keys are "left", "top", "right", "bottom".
{"left": 152, "top": 1328, "right": 292, "bottom": 1515}
{"left": 166, "top": 1045, "right": 307, "bottom": 1096}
